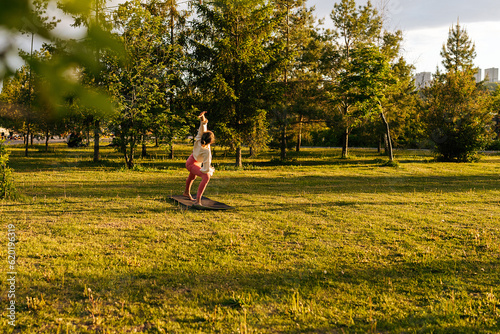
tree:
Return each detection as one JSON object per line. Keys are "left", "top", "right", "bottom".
{"left": 347, "top": 45, "right": 393, "bottom": 158}
{"left": 374, "top": 57, "right": 423, "bottom": 150}
{"left": 146, "top": 0, "right": 192, "bottom": 159}
{"left": 0, "top": 49, "right": 66, "bottom": 153}
{"left": 322, "top": 0, "right": 383, "bottom": 158}
{"left": 58, "top": 0, "right": 118, "bottom": 162}
{"left": 375, "top": 22, "right": 425, "bottom": 156}
{"left": 269, "top": 0, "right": 323, "bottom": 159}
{"left": 0, "top": 67, "right": 32, "bottom": 140}
{"left": 424, "top": 71, "right": 493, "bottom": 162}
{"left": 423, "top": 22, "right": 493, "bottom": 162}
{"left": 491, "top": 84, "right": 500, "bottom": 140}
{"left": 440, "top": 19, "right": 476, "bottom": 73}
{"left": 0, "top": 0, "right": 120, "bottom": 150}
{"left": 16, "top": 0, "right": 60, "bottom": 157}
{"left": 108, "top": 0, "right": 169, "bottom": 168}
{"left": 190, "top": 0, "right": 279, "bottom": 167}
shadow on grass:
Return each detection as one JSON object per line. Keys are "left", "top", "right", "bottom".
{"left": 214, "top": 174, "right": 500, "bottom": 197}
{"left": 8, "top": 144, "right": 437, "bottom": 172}
{"left": 11, "top": 172, "right": 500, "bottom": 208}
{"left": 22, "top": 254, "right": 500, "bottom": 333}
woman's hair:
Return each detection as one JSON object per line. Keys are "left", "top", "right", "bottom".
{"left": 201, "top": 131, "right": 215, "bottom": 146}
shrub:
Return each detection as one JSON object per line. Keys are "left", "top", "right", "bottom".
{"left": 485, "top": 139, "right": 500, "bottom": 151}
{"left": 0, "top": 143, "right": 16, "bottom": 199}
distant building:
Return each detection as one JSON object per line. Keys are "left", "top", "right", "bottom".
{"left": 415, "top": 72, "right": 432, "bottom": 89}
{"left": 473, "top": 68, "right": 482, "bottom": 82}
{"left": 484, "top": 68, "right": 499, "bottom": 83}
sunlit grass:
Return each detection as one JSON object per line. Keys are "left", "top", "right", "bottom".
{"left": 1, "top": 143, "right": 499, "bottom": 333}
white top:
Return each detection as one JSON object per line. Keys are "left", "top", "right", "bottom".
{"left": 193, "top": 119, "right": 215, "bottom": 176}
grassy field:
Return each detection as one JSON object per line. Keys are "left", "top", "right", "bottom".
{"left": 1, "top": 143, "right": 499, "bottom": 333}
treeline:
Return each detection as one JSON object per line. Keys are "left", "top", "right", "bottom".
{"left": 1, "top": 0, "right": 499, "bottom": 167}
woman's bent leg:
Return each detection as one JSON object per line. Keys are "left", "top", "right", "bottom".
{"left": 196, "top": 173, "right": 210, "bottom": 203}
{"left": 184, "top": 172, "right": 196, "bottom": 199}
{"left": 183, "top": 155, "right": 198, "bottom": 199}
{"left": 184, "top": 154, "right": 210, "bottom": 204}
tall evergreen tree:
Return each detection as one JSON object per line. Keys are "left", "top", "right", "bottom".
{"left": 190, "top": 0, "right": 279, "bottom": 167}
{"left": 424, "top": 23, "right": 493, "bottom": 162}
{"left": 270, "top": 0, "right": 323, "bottom": 159}
{"left": 146, "top": 0, "right": 191, "bottom": 158}
{"left": 440, "top": 19, "right": 476, "bottom": 73}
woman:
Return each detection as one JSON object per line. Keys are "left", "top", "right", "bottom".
{"left": 182, "top": 111, "right": 215, "bottom": 207}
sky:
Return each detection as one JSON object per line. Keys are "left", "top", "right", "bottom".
{"left": 308, "top": 0, "right": 500, "bottom": 75}
{"left": 5, "top": 0, "right": 500, "bottom": 76}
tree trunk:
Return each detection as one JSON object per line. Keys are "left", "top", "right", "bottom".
{"left": 383, "top": 134, "right": 389, "bottom": 154}
{"left": 45, "top": 128, "right": 49, "bottom": 152}
{"left": 127, "top": 142, "right": 135, "bottom": 169}
{"left": 341, "top": 127, "right": 349, "bottom": 158}
{"left": 125, "top": 153, "right": 133, "bottom": 169}
{"left": 25, "top": 125, "right": 30, "bottom": 157}
{"left": 122, "top": 133, "right": 136, "bottom": 169}
{"left": 93, "top": 119, "right": 100, "bottom": 163}
{"left": 141, "top": 134, "right": 147, "bottom": 158}
{"left": 86, "top": 127, "right": 90, "bottom": 146}
{"left": 280, "top": 122, "right": 287, "bottom": 161}
{"left": 169, "top": 142, "right": 174, "bottom": 159}
{"left": 236, "top": 147, "right": 242, "bottom": 168}
{"left": 380, "top": 112, "right": 394, "bottom": 161}
{"left": 378, "top": 135, "right": 383, "bottom": 153}
{"left": 296, "top": 116, "right": 303, "bottom": 152}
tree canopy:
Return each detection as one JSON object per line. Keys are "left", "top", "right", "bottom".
{"left": 0, "top": 0, "right": 497, "bottom": 166}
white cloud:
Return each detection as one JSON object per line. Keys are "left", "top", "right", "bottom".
{"left": 404, "top": 21, "right": 500, "bottom": 73}
{"left": 307, "top": 0, "right": 500, "bottom": 73}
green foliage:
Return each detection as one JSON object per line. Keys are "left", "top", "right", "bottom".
{"left": 323, "top": 0, "right": 389, "bottom": 157}
{"left": 424, "top": 23, "right": 494, "bottom": 162}
{"left": 2, "top": 0, "right": 483, "bottom": 166}
{"left": 105, "top": 0, "right": 193, "bottom": 167}
{"left": 440, "top": 20, "right": 477, "bottom": 73}
{"left": 486, "top": 139, "right": 500, "bottom": 151}
{"left": 268, "top": 0, "right": 324, "bottom": 158}
{"left": 0, "top": 0, "right": 122, "bottom": 130}
{"left": 424, "top": 71, "right": 494, "bottom": 162}
{"left": 0, "top": 142, "right": 16, "bottom": 199}
{"left": 491, "top": 83, "right": 500, "bottom": 139}
{"left": 148, "top": 0, "right": 193, "bottom": 155}
{"left": 362, "top": 57, "right": 425, "bottom": 149}
{"left": 107, "top": 0, "right": 173, "bottom": 168}
{"left": 190, "top": 0, "right": 279, "bottom": 165}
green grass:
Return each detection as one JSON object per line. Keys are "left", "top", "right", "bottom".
{"left": 1, "top": 143, "right": 499, "bottom": 333}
